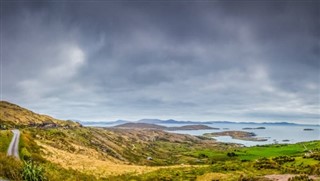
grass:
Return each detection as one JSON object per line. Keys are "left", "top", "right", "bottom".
{"left": 1, "top": 125, "right": 320, "bottom": 180}
{"left": 19, "top": 130, "right": 44, "bottom": 162}
{"left": 106, "top": 141, "right": 320, "bottom": 180}
{"left": 0, "top": 130, "right": 13, "bottom": 153}
{"left": 235, "top": 141, "right": 320, "bottom": 161}
{"left": 0, "top": 153, "right": 23, "bottom": 180}
{"left": 189, "top": 149, "right": 232, "bottom": 162}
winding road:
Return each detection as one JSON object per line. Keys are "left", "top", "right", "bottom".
{"left": 7, "top": 129, "right": 20, "bottom": 159}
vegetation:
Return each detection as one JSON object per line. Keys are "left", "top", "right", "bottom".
{"left": 22, "top": 161, "right": 47, "bottom": 181}
{"left": 0, "top": 101, "right": 319, "bottom": 180}
{"left": 0, "top": 153, "right": 23, "bottom": 180}
{"left": 0, "top": 130, "right": 12, "bottom": 152}
{"left": 0, "top": 101, "right": 81, "bottom": 128}
{"left": 288, "top": 175, "right": 314, "bottom": 181}
{"left": 1, "top": 126, "right": 319, "bottom": 180}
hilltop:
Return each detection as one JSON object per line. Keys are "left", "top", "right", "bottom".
{"left": 0, "top": 101, "right": 81, "bottom": 128}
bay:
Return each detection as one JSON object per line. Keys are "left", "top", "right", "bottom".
{"left": 84, "top": 122, "right": 320, "bottom": 147}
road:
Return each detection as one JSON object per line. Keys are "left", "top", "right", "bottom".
{"left": 7, "top": 129, "right": 20, "bottom": 159}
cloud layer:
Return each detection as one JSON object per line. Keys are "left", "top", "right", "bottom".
{"left": 2, "top": 1, "right": 319, "bottom": 124}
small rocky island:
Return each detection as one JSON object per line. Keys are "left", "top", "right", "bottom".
{"left": 303, "top": 128, "right": 314, "bottom": 131}
{"left": 166, "top": 125, "right": 220, "bottom": 131}
{"left": 242, "top": 127, "right": 266, "bottom": 130}
{"left": 203, "top": 131, "right": 268, "bottom": 142}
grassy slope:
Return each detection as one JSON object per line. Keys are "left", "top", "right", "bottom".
{"left": 236, "top": 141, "right": 320, "bottom": 161}
{"left": 2, "top": 127, "right": 320, "bottom": 180}
{"left": 0, "top": 101, "right": 80, "bottom": 127}
{"left": 112, "top": 141, "right": 320, "bottom": 180}
{"left": 29, "top": 126, "right": 320, "bottom": 180}
{"left": 0, "top": 130, "right": 12, "bottom": 153}
{"left": 9, "top": 126, "right": 232, "bottom": 180}
{"left": 0, "top": 101, "right": 319, "bottom": 180}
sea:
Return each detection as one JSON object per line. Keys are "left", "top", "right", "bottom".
{"left": 84, "top": 122, "right": 320, "bottom": 147}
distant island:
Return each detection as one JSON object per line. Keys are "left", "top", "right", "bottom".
{"left": 242, "top": 127, "right": 266, "bottom": 130}
{"left": 79, "top": 119, "right": 320, "bottom": 127}
{"left": 303, "top": 128, "right": 315, "bottom": 131}
{"left": 114, "top": 123, "right": 219, "bottom": 131}
{"left": 204, "top": 131, "right": 268, "bottom": 142}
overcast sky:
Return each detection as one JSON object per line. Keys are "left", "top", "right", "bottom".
{"left": 1, "top": 1, "right": 319, "bottom": 124}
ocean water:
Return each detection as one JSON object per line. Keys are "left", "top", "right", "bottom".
{"left": 84, "top": 122, "right": 320, "bottom": 147}
{"left": 161, "top": 123, "right": 320, "bottom": 147}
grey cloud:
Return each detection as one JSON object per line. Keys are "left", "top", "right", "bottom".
{"left": 2, "top": 1, "right": 319, "bottom": 124}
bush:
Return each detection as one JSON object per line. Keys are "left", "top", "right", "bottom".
{"left": 310, "top": 152, "right": 320, "bottom": 161}
{"left": 0, "top": 153, "right": 23, "bottom": 180}
{"left": 272, "top": 156, "right": 295, "bottom": 164}
{"left": 238, "top": 175, "right": 269, "bottom": 181}
{"left": 22, "top": 160, "right": 47, "bottom": 181}
{"left": 21, "top": 147, "right": 32, "bottom": 160}
{"left": 227, "top": 152, "right": 238, "bottom": 157}
{"left": 254, "top": 158, "right": 278, "bottom": 169}
{"left": 288, "top": 175, "right": 313, "bottom": 181}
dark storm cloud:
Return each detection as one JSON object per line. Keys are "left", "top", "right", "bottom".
{"left": 1, "top": 1, "right": 319, "bottom": 124}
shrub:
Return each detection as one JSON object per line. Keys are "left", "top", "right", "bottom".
{"left": 272, "top": 155, "right": 295, "bottom": 164}
{"left": 310, "top": 152, "right": 320, "bottom": 161}
{"left": 0, "top": 153, "right": 23, "bottom": 180}
{"left": 227, "top": 152, "right": 238, "bottom": 157}
{"left": 22, "top": 160, "right": 47, "bottom": 181}
{"left": 254, "top": 158, "right": 278, "bottom": 169}
{"left": 288, "top": 175, "right": 313, "bottom": 181}
{"left": 21, "top": 147, "right": 32, "bottom": 160}
{"left": 238, "top": 175, "right": 269, "bottom": 181}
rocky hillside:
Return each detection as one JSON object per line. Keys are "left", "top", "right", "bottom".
{"left": 0, "top": 101, "right": 81, "bottom": 128}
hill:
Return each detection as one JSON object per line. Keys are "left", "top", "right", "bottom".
{"left": 137, "top": 119, "right": 213, "bottom": 124}
{"left": 167, "top": 125, "right": 219, "bottom": 131}
{"left": 0, "top": 101, "right": 226, "bottom": 180}
{"left": 115, "top": 122, "right": 218, "bottom": 130}
{"left": 0, "top": 101, "right": 81, "bottom": 128}
{"left": 0, "top": 101, "right": 319, "bottom": 181}
{"left": 114, "top": 122, "right": 166, "bottom": 129}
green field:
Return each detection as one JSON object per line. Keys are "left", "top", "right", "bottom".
{"left": 235, "top": 141, "right": 320, "bottom": 161}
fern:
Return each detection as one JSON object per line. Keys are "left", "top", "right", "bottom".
{"left": 22, "top": 161, "right": 47, "bottom": 181}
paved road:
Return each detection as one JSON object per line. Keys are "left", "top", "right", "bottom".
{"left": 7, "top": 129, "right": 20, "bottom": 159}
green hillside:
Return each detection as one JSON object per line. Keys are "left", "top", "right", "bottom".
{"left": 0, "top": 101, "right": 81, "bottom": 128}
{"left": 0, "top": 101, "right": 319, "bottom": 181}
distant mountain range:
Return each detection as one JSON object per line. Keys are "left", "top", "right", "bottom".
{"left": 114, "top": 122, "right": 219, "bottom": 131}
{"left": 79, "top": 120, "right": 129, "bottom": 125}
{"left": 80, "top": 119, "right": 319, "bottom": 127}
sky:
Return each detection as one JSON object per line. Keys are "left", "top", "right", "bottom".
{"left": 1, "top": 1, "right": 319, "bottom": 124}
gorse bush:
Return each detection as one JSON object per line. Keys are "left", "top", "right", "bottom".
{"left": 0, "top": 153, "right": 23, "bottom": 180}
{"left": 288, "top": 175, "right": 313, "bottom": 181}
{"left": 272, "top": 155, "right": 295, "bottom": 164}
{"left": 254, "top": 158, "right": 278, "bottom": 169}
{"left": 22, "top": 160, "right": 47, "bottom": 181}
